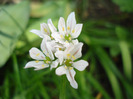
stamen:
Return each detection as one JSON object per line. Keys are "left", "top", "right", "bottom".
{"left": 67, "top": 54, "right": 71, "bottom": 57}
{"left": 67, "top": 27, "right": 70, "bottom": 30}
{"left": 69, "top": 67, "right": 73, "bottom": 70}
{"left": 46, "top": 61, "right": 49, "bottom": 64}
{"left": 65, "top": 66, "right": 67, "bottom": 69}
{"left": 51, "top": 36, "right": 53, "bottom": 39}
{"left": 67, "top": 54, "right": 71, "bottom": 59}
{"left": 60, "top": 35, "right": 63, "bottom": 38}
{"left": 62, "top": 27, "right": 65, "bottom": 31}
{"left": 59, "top": 48, "right": 62, "bottom": 50}
{"left": 36, "top": 53, "right": 40, "bottom": 56}
{"left": 72, "top": 55, "right": 76, "bottom": 60}
{"left": 69, "top": 37, "right": 71, "bottom": 40}
{"left": 44, "top": 28, "right": 47, "bottom": 32}
{"left": 42, "top": 64, "right": 45, "bottom": 67}
{"left": 65, "top": 41, "right": 69, "bottom": 43}
{"left": 72, "top": 29, "right": 75, "bottom": 33}
{"left": 35, "top": 60, "right": 39, "bottom": 63}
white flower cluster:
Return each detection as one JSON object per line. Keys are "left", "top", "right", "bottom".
{"left": 25, "top": 12, "right": 89, "bottom": 89}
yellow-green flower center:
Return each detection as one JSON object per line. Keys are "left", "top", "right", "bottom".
{"left": 43, "top": 56, "right": 51, "bottom": 64}
{"left": 65, "top": 34, "right": 71, "bottom": 42}
{"left": 64, "top": 59, "right": 72, "bottom": 67}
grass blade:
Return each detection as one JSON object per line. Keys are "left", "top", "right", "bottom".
{"left": 94, "top": 47, "right": 123, "bottom": 99}
{"left": 86, "top": 72, "right": 112, "bottom": 99}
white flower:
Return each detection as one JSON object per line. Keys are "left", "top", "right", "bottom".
{"left": 55, "top": 43, "right": 89, "bottom": 89}
{"left": 30, "top": 19, "right": 57, "bottom": 40}
{"left": 25, "top": 11, "right": 88, "bottom": 89}
{"left": 55, "top": 42, "right": 82, "bottom": 65}
{"left": 25, "top": 39, "right": 58, "bottom": 70}
{"left": 51, "top": 12, "right": 83, "bottom": 46}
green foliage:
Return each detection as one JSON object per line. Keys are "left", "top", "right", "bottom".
{"left": 80, "top": 19, "right": 133, "bottom": 99}
{"left": 112, "top": 0, "right": 133, "bottom": 12}
{"left": 0, "top": 1, "right": 30, "bottom": 67}
{"left": 116, "top": 27, "right": 132, "bottom": 81}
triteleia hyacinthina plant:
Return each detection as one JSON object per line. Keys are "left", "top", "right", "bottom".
{"left": 25, "top": 12, "right": 89, "bottom": 89}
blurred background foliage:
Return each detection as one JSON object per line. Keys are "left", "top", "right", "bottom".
{"left": 0, "top": 0, "right": 133, "bottom": 99}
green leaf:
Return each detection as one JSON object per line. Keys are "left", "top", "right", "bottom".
{"left": 116, "top": 26, "right": 128, "bottom": 40}
{"left": 80, "top": 34, "right": 118, "bottom": 47}
{"left": 86, "top": 73, "right": 111, "bottom": 99}
{"left": 30, "top": 1, "right": 59, "bottom": 18}
{"left": 94, "top": 47, "right": 123, "bottom": 99}
{"left": 116, "top": 26, "right": 132, "bottom": 81}
{"left": 0, "top": 1, "right": 30, "bottom": 67}
{"left": 110, "top": 46, "right": 120, "bottom": 57}
{"left": 82, "top": 31, "right": 133, "bottom": 98}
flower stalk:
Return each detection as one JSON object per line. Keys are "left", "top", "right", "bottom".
{"left": 59, "top": 76, "right": 66, "bottom": 99}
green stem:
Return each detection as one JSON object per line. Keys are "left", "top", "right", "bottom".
{"left": 59, "top": 76, "right": 66, "bottom": 99}
{"left": 12, "top": 54, "right": 22, "bottom": 91}
{"left": 12, "top": 53, "right": 25, "bottom": 99}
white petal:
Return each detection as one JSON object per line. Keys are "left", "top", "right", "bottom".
{"left": 50, "top": 59, "right": 59, "bottom": 70}
{"left": 67, "top": 12, "right": 76, "bottom": 33}
{"left": 51, "top": 32, "right": 60, "bottom": 41}
{"left": 55, "top": 51, "right": 64, "bottom": 65}
{"left": 71, "top": 24, "right": 83, "bottom": 38}
{"left": 58, "top": 17, "right": 66, "bottom": 36}
{"left": 64, "top": 43, "right": 83, "bottom": 60}
{"left": 51, "top": 32, "right": 64, "bottom": 44}
{"left": 66, "top": 69, "right": 78, "bottom": 89}
{"left": 65, "top": 43, "right": 75, "bottom": 54}
{"left": 69, "top": 43, "right": 83, "bottom": 60}
{"left": 72, "top": 39, "right": 79, "bottom": 45}
{"left": 30, "top": 29, "right": 43, "bottom": 38}
{"left": 41, "top": 39, "right": 54, "bottom": 60}
{"left": 56, "top": 66, "right": 66, "bottom": 76}
{"left": 25, "top": 61, "right": 49, "bottom": 70}
{"left": 47, "top": 19, "right": 57, "bottom": 33}
{"left": 54, "top": 43, "right": 66, "bottom": 52}
{"left": 54, "top": 43, "right": 64, "bottom": 49}
{"left": 40, "top": 23, "right": 50, "bottom": 36}
{"left": 73, "top": 60, "right": 89, "bottom": 71}
{"left": 47, "top": 40, "right": 57, "bottom": 52}
{"left": 29, "top": 47, "right": 45, "bottom": 60}
{"left": 63, "top": 41, "right": 71, "bottom": 48}
{"left": 42, "top": 34, "right": 51, "bottom": 41}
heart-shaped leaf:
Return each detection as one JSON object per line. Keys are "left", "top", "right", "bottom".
{"left": 0, "top": 1, "right": 30, "bottom": 67}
